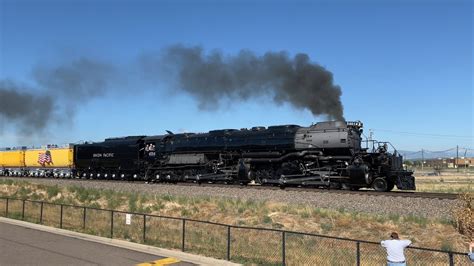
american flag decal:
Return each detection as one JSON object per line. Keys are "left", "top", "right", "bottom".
{"left": 38, "top": 150, "right": 53, "bottom": 166}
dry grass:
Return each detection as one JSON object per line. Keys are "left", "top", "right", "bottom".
{"left": 0, "top": 179, "right": 471, "bottom": 265}
{"left": 413, "top": 181, "right": 473, "bottom": 193}
{"left": 453, "top": 193, "right": 473, "bottom": 240}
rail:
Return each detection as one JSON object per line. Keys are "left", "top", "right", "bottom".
{"left": 0, "top": 197, "right": 470, "bottom": 265}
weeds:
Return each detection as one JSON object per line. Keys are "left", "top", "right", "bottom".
{"left": 440, "top": 240, "right": 453, "bottom": 252}
{"left": 16, "top": 187, "right": 32, "bottom": 199}
{"left": 46, "top": 185, "right": 60, "bottom": 199}
{"left": 128, "top": 193, "right": 138, "bottom": 212}
{"left": 262, "top": 215, "right": 272, "bottom": 224}
{"left": 320, "top": 222, "right": 333, "bottom": 233}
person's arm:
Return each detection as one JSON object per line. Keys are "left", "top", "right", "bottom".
{"left": 403, "top": 240, "right": 412, "bottom": 247}
{"left": 470, "top": 242, "right": 474, "bottom": 253}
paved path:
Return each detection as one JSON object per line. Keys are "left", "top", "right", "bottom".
{"left": 0, "top": 218, "right": 239, "bottom": 266}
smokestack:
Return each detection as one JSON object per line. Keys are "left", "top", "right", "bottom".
{"left": 142, "top": 45, "right": 344, "bottom": 120}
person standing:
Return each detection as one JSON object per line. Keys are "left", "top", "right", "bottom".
{"left": 469, "top": 241, "right": 474, "bottom": 262}
{"left": 381, "top": 232, "right": 412, "bottom": 266}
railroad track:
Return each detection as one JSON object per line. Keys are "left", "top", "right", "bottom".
{"left": 170, "top": 182, "right": 460, "bottom": 200}
{"left": 1, "top": 176, "right": 460, "bottom": 200}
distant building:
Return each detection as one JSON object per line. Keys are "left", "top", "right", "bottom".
{"left": 417, "top": 157, "right": 474, "bottom": 168}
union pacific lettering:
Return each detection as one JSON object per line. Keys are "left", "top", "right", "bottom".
{"left": 92, "top": 153, "right": 115, "bottom": 158}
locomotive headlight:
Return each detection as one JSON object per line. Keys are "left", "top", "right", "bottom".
{"left": 133, "top": 174, "right": 137, "bottom": 178}
{"left": 112, "top": 174, "right": 116, "bottom": 178}
{"left": 83, "top": 173, "right": 87, "bottom": 177}
{"left": 104, "top": 174, "right": 108, "bottom": 178}
{"left": 97, "top": 173, "right": 101, "bottom": 178}
{"left": 90, "top": 173, "right": 94, "bottom": 177}
{"left": 121, "top": 174, "right": 125, "bottom": 178}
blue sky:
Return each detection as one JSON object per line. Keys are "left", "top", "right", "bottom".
{"left": 0, "top": 0, "right": 472, "bottom": 151}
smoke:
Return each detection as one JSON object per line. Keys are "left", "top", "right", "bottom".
{"left": 1, "top": 45, "right": 345, "bottom": 138}
{"left": 0, "top": 80, "right": 54, "bottom": 134}
{"left": 0, "top": 58, "right": 115, "bottom": 135}
{"left": 33, "top": 58, "right": 115, "bottom": 100}
{"left": 142, "top": 45, "right": 344, "bottom": 120}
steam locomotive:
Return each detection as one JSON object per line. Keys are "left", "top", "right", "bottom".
{"left": 71, "top": 121, "right": 415, "bottom": 191}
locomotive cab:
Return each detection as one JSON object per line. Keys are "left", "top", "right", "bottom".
{"left": 362, "top": 141, "right": 416, "bottom": 191}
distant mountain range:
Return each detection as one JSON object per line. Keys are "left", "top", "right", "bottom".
{"left": 397, "top": 149, "right": 474, "bottom": 160}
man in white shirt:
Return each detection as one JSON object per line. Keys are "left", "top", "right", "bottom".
{"left": 381, "top": 232, "right": 412, "bottom": 266}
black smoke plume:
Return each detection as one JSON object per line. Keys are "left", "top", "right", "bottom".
{"left": 0, "top": 81, "right": 54, "bottom": 135}
{"left": 0, "top": 58, "right": 115, "bottom": 135}
{"left": 142, "top": 45, "right": 344, "bottom": 120}
{"left": 1, "top": 45, "right": 345, "bottom": 138}
{"left": 33, "top": 58, "right": 115, "bottom": 100}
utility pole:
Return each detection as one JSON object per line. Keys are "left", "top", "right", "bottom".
{"left": 456, "top": 145, "right": 459, "bottom": 172}
{"left": 421, "top": 149, "right": 424, "bottom": 171}
{"left": 368, "top": 129, "right": 373, "bottom": 151}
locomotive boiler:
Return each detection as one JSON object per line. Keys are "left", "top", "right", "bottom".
{"left": 71, "top": 120, "right": 415, "bottom": 191}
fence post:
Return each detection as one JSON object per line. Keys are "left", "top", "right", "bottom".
{"left": 110, "top": 210, "right": 114, "bottom": 238}
{"left": 356, "top": 241, "right": 361, "bottom": 266}
{"left": 60, "top": 204, "right": 63, "bottom": 228}
{"left": 181, "top": 219, "right": 186, "bottom": 252}
{"left": 22, "top": 200, "right": 25, "bottom": 220}
{"left": 227, "top": 226, "right": 231, "bottom": 261}
{"left": 143, "top": 214, "right": 146, "bottom": 243}
{"left": 6, "top": 198, "right": 9, "bottom": 217}
{"left": 83, "top": 207, "right": 86, "bottom": 229}
{"left": 282, "top": 231, "right": 286, "bottom": 266}
{"left": 448, "top": 252, "right": 454, "bottom": 266}
{"left": 40, "top": 202, "right": 44, "bottom": 224}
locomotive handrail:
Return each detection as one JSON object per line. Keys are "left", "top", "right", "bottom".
{"left": 362, "top": 139, "right": 398, "bottom": 155}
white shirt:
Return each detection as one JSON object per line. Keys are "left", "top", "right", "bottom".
{"left": 381, "top": 239, "right": 412, "bottom": 262}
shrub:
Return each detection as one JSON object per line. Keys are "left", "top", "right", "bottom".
{"left": 440, "top": 240, "right": 453, "bottom": 252}
{"left": 321, "top": 222, "right": 333, "bottom": 233}
{"left": 128, "top": 193, "right": 138, "bottom": 212}
{"left": 453, "top": 193, "right": 473, "bottom": 239}
{"left": 16, "top": 187, "right": 32, "bottom": 199}
{"left": 46, "top": 185, "right": 60, "bottom": 199}
{"left": 262, "top": 215, "right": 272, "bottom": 224}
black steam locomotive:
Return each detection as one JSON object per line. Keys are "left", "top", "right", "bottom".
{"left": 73, "top": 121, "right": 415, "bottom": 192}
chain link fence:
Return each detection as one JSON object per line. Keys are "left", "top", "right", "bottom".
{"left": 0, "top": 197, "right": 470, "bottom": 265}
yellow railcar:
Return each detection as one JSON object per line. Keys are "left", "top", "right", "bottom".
{"left": 24, "top": 147, "right": 74, "bottom": 168}
{"left": 0, "top": 150, "right": 25, "bottom": 168}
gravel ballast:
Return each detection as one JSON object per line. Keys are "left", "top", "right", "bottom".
{"left": 1, "top": 177, "right": 457, "bottom": 220}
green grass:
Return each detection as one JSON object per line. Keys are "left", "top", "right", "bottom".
{"left": 404, "top": 215, "right": 428, "bottom": 227}
{"left": 46, "top": 185, "right": 60, "bottom": 199}
{"left": 440, "top": 240, "right": 453, "bottom": 252}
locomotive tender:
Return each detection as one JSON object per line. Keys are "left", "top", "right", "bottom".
{"left": 0, "top": 121, "right": 415, "bottom": 191}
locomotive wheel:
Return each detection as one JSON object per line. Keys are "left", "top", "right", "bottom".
{"left": 372, "top": 178, "right": 388, "bottom": 192}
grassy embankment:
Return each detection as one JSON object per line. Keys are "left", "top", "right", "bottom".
{"left": 0, "top": 179, "right": 471, "bottom": 265}
{"left": 413, "top": 174, "right": 473, "bottom": 193}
